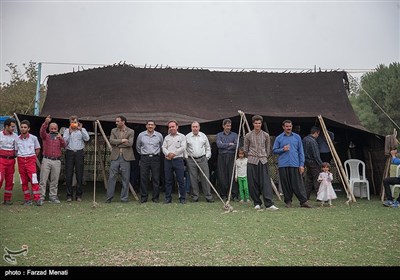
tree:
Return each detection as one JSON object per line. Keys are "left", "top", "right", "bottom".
{"left": 349, "top": 62, "right": 400, "bottom": 135}
{"left": 0, "top": 61, "right": 47, "bottom": 116}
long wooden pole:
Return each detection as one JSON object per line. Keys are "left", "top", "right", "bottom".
{"left": 318, "top": 115, "right": 355, "bottom": 202}
{"left": 93, "top": 121, "right": 97, "bottom": 204}
{"left": 380, "top": 157, "right": 392, "bottom": 201}
{"left": 97, "top": 138, "right": 109, "bottom": 190}
{"left": 95, "top": 120, "right": 138, "bottom": 201}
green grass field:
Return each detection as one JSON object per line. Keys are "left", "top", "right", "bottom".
{"left": 1, "top": 178, "right": 399, "bottom": 267}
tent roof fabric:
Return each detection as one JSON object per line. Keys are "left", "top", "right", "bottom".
{"left": 42, "top": 65, "right": 363, "bottom": 129}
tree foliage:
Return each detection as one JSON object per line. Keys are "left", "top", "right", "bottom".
{"left": 349, "top": 62, "right": 400, "bottom": 135}
{"left": 0, "top": 61, "right": 47, "bottom": 116}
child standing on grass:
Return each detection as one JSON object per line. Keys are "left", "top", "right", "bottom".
{"left": 235, "top": 148, "right": 250, "bottom": 203}
{"left": 317, "top": 162, "right": 337, "bottom": 207}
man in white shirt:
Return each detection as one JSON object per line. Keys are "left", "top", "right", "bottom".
{"left": 15, "top": 120, "right": 41, "bottom": 206}
{"left": 162, "top": 120, "right": 186, "bottom": 204}
{"left": 0, "top": 118, "right": 18, "bottom": 205}
{"left": 186, "top": 121, "right": 214, "bottom": 203}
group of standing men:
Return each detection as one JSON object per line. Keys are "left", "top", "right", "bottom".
{"left": 0, "top": 114, "right": 334, "bottom": 209}
{"left": 0, "top": 115, "right": 90, "bottom": 206}
{"left": 105, "top": 117, "right": 215, "bottom": 204}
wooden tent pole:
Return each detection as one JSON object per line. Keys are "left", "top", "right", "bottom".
{"left": 380, "top": 157, "right": 392, "bottom": 201}
{"left": 97, "top": 138, "right": 109, "bottom": 190}
{"left": 368, "top": 151, "right": 376, "bottom": 195}
{"left": 318, "top": 115, "right": 355, "bottom": 202}
{"left": 93, "top": 121, "right": 97, "bottom": 206}
{"left": 95, "top": 120, "right": 138, "bottom": 201}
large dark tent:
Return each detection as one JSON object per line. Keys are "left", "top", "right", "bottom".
{"left": 19, "top": 65, "right": 384, "bottom": 197}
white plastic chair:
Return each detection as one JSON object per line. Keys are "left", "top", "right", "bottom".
{"left": 390, "top": 165, "right": 400, "bottom": 197}
{"left": 344, "top": 159, "right": 370, "bottom": 200}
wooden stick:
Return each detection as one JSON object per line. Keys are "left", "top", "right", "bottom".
{"left": 97, "top": 138, "right": 109, "bottom": 190}
{"left": 380, "top": 156, "right": 392, "bottom": 201}
{"left": 318, "top": 115, "right": 355, "bottom": 202}
{"left": 93, "top": 121, "right": 97, "bottom": 204}
{"left": 368, "top": 151, "right": 376, "bottom": 195}
{"left": 189, "top": 155, "right": 225, "bottom": 205}
{"left": 96, "top": 120, "right": 112, "bottom": 150}
{"left": 270, "top": 178, "right": 282, "bottom": 201}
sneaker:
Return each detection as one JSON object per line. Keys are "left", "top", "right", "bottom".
{"left": 49, "top": 198, "right": 61, "bottom": 204}
{"left": 383, "top": 200, "right": 393, "bottom": 207}
{"left": 76, "top": 197, "right": 82, "bottom": 202}
{"left": 392, "top": 201, "right": 399, "bottom": 208}
{"left": 36, "top": 200, "right": 43, "bottom": 206}
{"left": 239, "top": 200, "right": 244, "bottom": 203}
{"left": 3, "top": 200, "right": 13, "bottom": 206}
{"left": 254, "top": 205, "right": 261, "bottom": 210}
{"left": 66, "top": 198, "right": 72, "bottom": 202}
{"left": 246, "top": 199, "right": 251, "bottom": 203}
{"left": 21, "top": 200, "right": 33, "bottom": 206}
{"left": 266, "top": 205, "right": 279, "bottom": 211}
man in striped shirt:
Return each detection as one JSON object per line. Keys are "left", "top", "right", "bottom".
{"left": 244, "top": 115, "right": 278, "bottom": 210}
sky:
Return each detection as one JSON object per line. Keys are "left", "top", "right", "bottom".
{"left": 1, "top": 0, "right": 399, "bottom": 85}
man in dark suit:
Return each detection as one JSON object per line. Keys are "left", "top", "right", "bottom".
{"left": 105, "top": 116, "right": 135, "bottom": 203}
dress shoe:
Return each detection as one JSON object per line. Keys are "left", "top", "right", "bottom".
{"left": 140, "top": 199, "right": 148, "bottom": 203}
{"left": 301, "top": 202, "right": 313, "bottom": 208}
{"left": 105, "top": 199, "right": 112, "bottom": 203}
{"left": 191, "top": 199, "right": 199, "bottom": 203}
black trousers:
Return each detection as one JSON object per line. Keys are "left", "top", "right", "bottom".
{"left": 278, "top": 167, "right": 307, "bottom": 205}
{"left": 65, "top": 149, "right": 84, "bottom": 199}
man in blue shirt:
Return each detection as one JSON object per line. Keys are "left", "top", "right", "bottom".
{"left": 273, "top": 120, "right": 311, "bottom": 208}
{"left": 216, "top": 119, "right": 238, "bottom": 201}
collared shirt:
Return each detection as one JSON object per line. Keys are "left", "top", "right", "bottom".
{"left": 40, "top": 122, "right": 66, "bottom": 158}
{"left": 303, "top": 134, "right": 323, "bottom": 166}
{"left": 0, "top": 130, "right": 18, "bottom": 157}
{"left": 162, "top": 132, "right": 186, "bottom": 158}
{"left": 216, "top": 130, "right": 238, "bottom": 154}
{"left": 392, "top": 157, "right": 400, "bottom": 166}
{"left": 16, "top": 133, "right": 40, "bottom": 157}
{"left": 244, "top": 129, "right": 270, "bottom": 165}
{"left": 63, "top": 128, "right": 90, "bottom": 151}
{"left": 316, "top": 131, "right": 334, "bottom": 153}
{"left": 136, "top": 130, "right": 163, "bottom": 155}
{"left": 235, "top": 157, "right": 248, "bottom": 178}
{"left": 186, "top": 131, "right": 211, "bottom": 159}
{"left": 272, "top": 131, "right": 305, "bottom": 168}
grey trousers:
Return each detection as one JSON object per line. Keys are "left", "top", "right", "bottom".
{"left": 107, "top": 155, "right": 131, "bottom": 201}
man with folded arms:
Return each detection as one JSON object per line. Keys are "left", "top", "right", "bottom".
{"left": 39, "top": 115, "right": 66, "bottom": 204}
